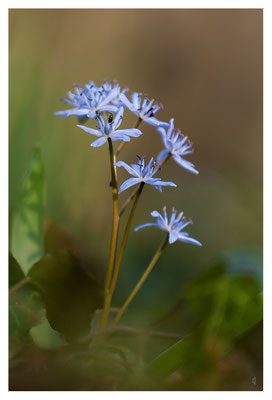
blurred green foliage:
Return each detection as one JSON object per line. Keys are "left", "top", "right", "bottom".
{"left": 11, "top": 147, "right": 46, "bottom": 274}
{"left": 8, "top": 149, "right": 262, "bottom": 389}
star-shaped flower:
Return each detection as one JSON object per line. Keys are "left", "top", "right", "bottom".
{"left": 135, "top": 207, "right": 202, "bottom": 246}
{"left": 115, "top": 156, "right": 177, "bottom": 193}
{"left": 119, "top": 92, "right": 169, "bottom": 128}
{"left": 77, "top": 107, "right": 142, "bottom": 147}
{"left": 55, "top": 80, "right": 120, "bottom": 119}
{"left": 157, "top": 119, "right": 199, "bottom": 175}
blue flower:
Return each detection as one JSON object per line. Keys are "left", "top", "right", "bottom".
{"left": 115, "top": 156, "right": 177, "bottom": 193}
{"left": 119, "top": 92, "right": 169, "bottom": 128}
{"left": 77, "top": 107, "right": 142, "bottom": 147}
{"left": 135, "top": 207, "right": 202, "bottom": 246}
{"left": 102, "top": 80, "right": 128, "bottom": 107}
{"left": 157, "top": 119, "right": 199, "bottom": 175}
{"left": 55, "top": 80, "right": 120, "bottom": 119}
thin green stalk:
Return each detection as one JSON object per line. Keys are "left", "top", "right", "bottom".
{"left": 100, "top": 138, "right": 120, "bottom": 328}
{"left": 113, "top": 233, "right": 169, "bottom": 326}
{"left": 116, "top": 118, "right": 142, "bottom": 157}
{"left": 102, "top": 182, "right": 145, "bottom": 326}
{"left": 119, "top": 187, "right": 138, "bottom": 217}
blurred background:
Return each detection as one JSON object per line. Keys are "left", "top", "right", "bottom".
{"left": 9, "top": 9, "right": 262, "bottom": 390}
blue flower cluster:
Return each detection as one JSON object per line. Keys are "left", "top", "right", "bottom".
{"left": 55, "top": 79, "right": 201, "bottom": 247}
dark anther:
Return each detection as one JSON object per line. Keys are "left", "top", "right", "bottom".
{"left": 109, "top": 181, "right": 112, "bottom": 187}
{"left": 108, "top": 113, "right": 114, "bottom": 124}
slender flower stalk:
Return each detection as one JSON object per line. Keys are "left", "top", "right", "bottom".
{"left": 101, "top": 182, "right": 145, "bottom": 327}
{"left": 100, "top": 138, "right": 120, "bottom": 328}
{"left": 112, "top": 233, "right": 169, "bottom": 326}
{"left": 116, "top": 118, "right": 142, "bottom": 157}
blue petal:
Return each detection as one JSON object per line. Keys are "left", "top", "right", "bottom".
{"left": 145, "top": 117, "right": 170, "bottom": 128}
{"left": 118, "top": 178, "right": 141, "bottom": 193}
{"left": 157, "top": 127, "right": 166, "bottom": 139}
{"left": 112, "top": 107, "right": 124, "bottom": 130}
{"left": 169, "top": 231, "right": 179, "bottom": 244}
{"left": 91, "top": 137, "right": 108, "bottom": 147}
{"left": 99, "top": 87, "right": 119, "bottom": 108}
{"left": 87, "top": 110, "right": 97, "bottom": 118}
{"left": 100, "top": 105, "right": 119, "bottom": 113}
{"left": 131, "top": 92, "right": 141, "bottom": 109}
{"left": 119, "top": 93, "right": 135, "bottom": 111}
{"left": 114, "top": 161, "right": 139, "bottom": 177}
{"left": 174, "top": 156, "right": 199, "bottom": 175}
{"left": 153, "top": 181, "right": 177, "bottom": 187}
{"left": 116, "top": 128, "right": 142, "bottom": 137}
{"left": 156, "top": 149, "right": 169, "bottom": 164}
{"left": 144, "top": 178, "right": 162, "bottom": 185}
{"left": 134, "top": 222, "right": 158, "bottom": 231}
{"left": 111, "top": 134, "right": 130, "bottom": 142}
{"left": 178, "top": 235, "right": 202, "bottom": 246}
{"left": 77, "top": 125, "right": 102, "bottom": 137}
{"left": 55, "top": 108, "right": 90, "bottom": 117}
{"left": 150, "top": 210, "right": 161, "bottom": 218}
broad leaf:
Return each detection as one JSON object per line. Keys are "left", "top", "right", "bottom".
{"left": 28, "top": 250, "right": 103, "bottom": 342}
{"left": 11, "top": 147, "right": 46, "bottom": 274}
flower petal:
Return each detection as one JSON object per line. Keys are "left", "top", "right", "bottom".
{"left": 111, "top": 134, "right": 131, "bottom": 142}
{"left": 156, "top": 149, "right": 169, "bottom": 164}
{"left": 150, "top": 210, "right": 162, "bottom": 218}
{"left": 169, "top": 231, "right": 179, "bottom": 244}
{"left": 119, "top": 93, "right": 135, "bottom": 111}
{"left": 153, "top": 181, "right": 177, "bottom": 187}
{"left": 114, "top": 161, "right": 139, "bottom": 177}
{"left": 55, "top": 108, "right": 90, "bottom": 117}
{"left": 118, "top": 178, "right": 141, "bottom": 193}
{"left": 178, "top": 234, "right": 202, "bottom": 246}
{"left": 77, "top": 125, "right": 102, "bottom": 137}
{"left": 100, "top": 105, "right": 119, "bottom": 113}
{"left": 91, "top": 137, "right": 107, "bottom": 147}
{"left": 134, "top": 222, "right": 158, "bottom": 231}
{"left": 99, "top": 87, "right": 120, "bottom": 108}
{"left": 116, "top": 128, "right": 142, "bottom": 138}
{"left": 111, "top": 107, "right": 124, "bottom": 131}
{"left": 145, "top": 117, "right": 170, "bottom": 128}
{"left": 174, "top": 156, "right": 199, "bottom": 175}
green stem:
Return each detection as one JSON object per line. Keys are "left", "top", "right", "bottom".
{"left": 119, "top": 187, "right": 138, "bottom": 217}
{"left": 113, "top": 233, "right": 169, "bottom": 326}
{"left": 116, "top": 118, "right": 142, "bottom": 157}
{"left": 100, "top": 138, "right": 120, "bottom": 328}
{"left": 102, "top": 182, "right": 145, "bottom": 326}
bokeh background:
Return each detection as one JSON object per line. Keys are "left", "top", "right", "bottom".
{"left": 9, "top": 9, "right": 262, "bottom": 390}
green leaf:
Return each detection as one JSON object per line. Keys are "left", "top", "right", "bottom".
{"left": 144, "top": 262, "right": 263, "bottom": 380}
{"left": 9, "top": 285, "right": 45, "bottom": 340}
{"left": 28, "top": 250, "right": 103, "bottom": 342}
{"left": 144, "top": 336, "right": 208, "bottom": 380}
{"left": 11, "top": 146, "right": 46, "bottom": 274}
{"left": 30, "top": 318, "right": 64, "bottom": 349}
{"left": 204, "top": 276, "right": 263, "bottom": 343}
{"left": 9, "top": 253, "right": 25, "bottom": 288}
